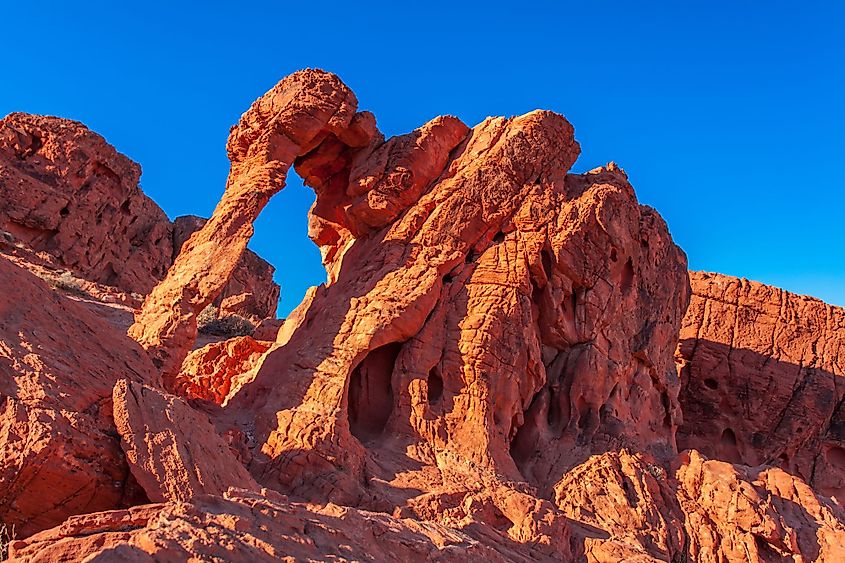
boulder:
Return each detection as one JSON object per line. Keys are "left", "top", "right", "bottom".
{"left": 0, "top": 113, "right": 280, "bottom": 321}
{"left": 112, "top": 379, "right": 259, "bottom": 502}
{"left": 0, "top": 113, "right": 172, "bottom": 293}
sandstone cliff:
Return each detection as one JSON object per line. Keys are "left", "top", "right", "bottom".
{"left": 677, "top": 271, "right": 845, "bottom": 503}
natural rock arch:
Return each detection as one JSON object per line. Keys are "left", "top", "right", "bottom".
{"left": 128, "top": 69, "right": 378, "bottom": 375}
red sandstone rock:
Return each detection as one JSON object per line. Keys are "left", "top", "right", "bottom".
{"left": 0, "top": 255, "right": 157, "bottom": 536}
{"left": 555, "top": 449, "right": 845, "bottom": 562}
{"left": 675, "top": 450, "right": 845, "bottom": 562}
{"left": 129, "top": 69, "right": 376, "bottom": 375}
{"left": 9, "top": 489, "right": 515, "bottom": 562}
{"left": 676, "top": 271, "right": 845, "bottom": 502}
{"left": 112, "top": 380, "right": 259, "bottom": 502}
{"left": 7, "top": 69, "right": 845, "bottom": 562}
{"left": 0, "top": 113, "right": 173, "bottom": 294}
{"left": 0, "top": 114, "right": 280, "bottom": 322}
{"left": 172, "top": 336, "right": 270, "bottom": 404}
{"left": 555, "top": 449, "right": 684, "bottom": 560}
{"left": 252, "top": 317, "right": 285, "bottom": 341}
{"left": 172, "top": 215, "right": 280, "bottom": 321}
{"left": 224, "top": 112, "right": 688, "bottom": 519}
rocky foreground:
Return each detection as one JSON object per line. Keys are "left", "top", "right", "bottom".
{"left": 1, "top": 70, "right": 843, "bottom": 562}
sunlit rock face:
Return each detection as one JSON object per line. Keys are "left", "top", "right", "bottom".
{"left": 5, "top": 69, "right": 844, "bottom": 562}
{"left": 0, "top": 112, "right": 280, "bottom": 321}
{"left": 0, "top": 255, "right": 158, "bottom": 536}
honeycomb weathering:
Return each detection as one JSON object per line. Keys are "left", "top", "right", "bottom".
{"left": 3, "top": 69, "right": 845, "bottom": 561}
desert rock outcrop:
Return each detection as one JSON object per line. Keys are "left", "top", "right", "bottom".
{"left": 0, "top": 256, "right": 157, "bottom": 536}
{"left": 112, "top": 379, "right": 260, "bottom": 502}
{"left": 171, "top": 335, "right": 270, "bottom": 405}
{"left": 8, "top": 489, "right": 516, "bottom": 562}
{"left": 129, "top": 69, "right": 375, "bottom": 375}
{"left": 0, "top": 113, "right": 172, "bottom": 293}
{"left": 4, "top": 68, "right": 845, "bottom": 562}
{"left": 172, "top": 215, "right": 279, "bottom": 321}
{"left": 557, "top": 449, "right": 845, "bottom": 562}
{"left": 676, "top": 271, "right": 845, "bottom": 502}
{"left": 201, "top": 75, "right": 691, "bottom": 530}
{"left": 0, "top": 113, "right": 280, "bottom": 321}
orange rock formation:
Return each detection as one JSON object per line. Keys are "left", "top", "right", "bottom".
{"left": 2, "top": 70, "right": 844, "bottom": 562}
{"left": 0, "top": 113, "right": 279, "bottom": 321}
{"left": 677, "top": 271, "right": 845, "bottom": 502}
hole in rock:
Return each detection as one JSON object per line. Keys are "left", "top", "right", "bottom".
{"left": 827, "top": 446, "right": 845, "bottom": 468}
{"left": 609, "top": 248, "right": 618, "bottom": 262}
{"left": 348, "top": 342, "right": 402, "bottom": 442}
{"left": 465, "top": 250, "right": 477, "bottom": 264}
{"left": 250, "top": 170, "right": 323, "bottom": 317}
{"left": 720, "top": 427, "right": 743, "bottom": 464}
{"left": 59, "top": 205, "right": 70, "bottom": 217}
{"left": 703, "top": 378, "right": 719, "bottom": 390}
{"left": 442, "top": 273, "right": 454, "bottom": 284}
{"left": 493, "top": 231, "right": 505, "bottom": 243}
{"left": 511, "top": 392, "right": 545, "bottom": 470}
{"left": 621, "top": 258, "right": 634, "bottom": 294}
{"left": 427, "top": 365, "right": 443, "bottom": 405}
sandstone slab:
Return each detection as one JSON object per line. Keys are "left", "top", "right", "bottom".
{"left": 112, "top": 379, "right": 259, "bottom": 503}
{"left": 0, "top": 256, "right": 157, "bottom": 536}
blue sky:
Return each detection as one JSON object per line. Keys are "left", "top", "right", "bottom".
{"left": 4, "top": 2, "right": 844, "bottom": 315}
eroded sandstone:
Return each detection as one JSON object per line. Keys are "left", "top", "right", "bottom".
{"left": 129, "top": 69, "right": 376, "bottom": 375}
{"left": 0, "top": 113, "right": 280, "bottom": 321}
{"left": 676, "top": 271, "right": 845, "bottom": 502}
{"left": 5, "top": 68, "right": 844, "bottom": 562}
{"left": 112, "top": 379, "right": 259, "bottom": 504}
{"left": 0, "top": 113, "right": 172, "bottom": 293}
{"left": 0, "top": 256, "right": 156, "bottom": 536}
{"left": 9, "top": 488, "right": 516, "bottom": 562}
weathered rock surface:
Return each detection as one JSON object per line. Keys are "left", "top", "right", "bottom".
{"left": 123, "top": 69, "right": 690, "bottom": 555}
{"left": 172, "top": 215, "right": 279, "bottom": 321}
{"left": 0, "top": 255, "right": 157, "bottom": 536}
{"left": 172, "top": 336, "right": 270, "bottom": 405}
{"left": 129, "top": 69, "right": 375, "bottom": 375}
{"left": 677, "top": 271, "right": 845, "bottom": 502}
{"left": 112, "top": 379, "right": 259, "bottom": 502}
{"left": 9, "top": 489, "right": 515, "bottom": 562}
{"left": 7, "top": 68, "right": 845, "bottom": 563}
{"left": 0, "top": 113, "right": 280, "bottom": 321}
{"left": 674, "top": 450, "right": 845, "bottom": 562}
{"left": 0, "top": 113, "right": 172, "bottom": 293}
{"left": 556, "top": 449, "right": 845, "bottom": 562}
{"left": 224, "top": 115, "right": 689, "bottom": 517}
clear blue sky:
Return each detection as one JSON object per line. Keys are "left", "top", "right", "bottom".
{"left": 4, "top": 2, "right": 844, "bottom": 315}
